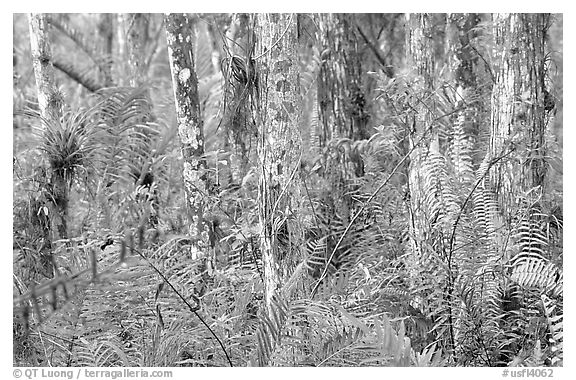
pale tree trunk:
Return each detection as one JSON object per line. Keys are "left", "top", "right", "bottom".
{"left": 489, "top": 14, "right": 550, "bottom": 214}
{"left": 406, "top": 13, "right": 434, "bottom": 259}
{"left": 124, "top": 13, "right": 155, "bottom": 183}
{"left": 489, "top": 13, "right": 520, "bottom": 213}
{"left": 255, "top": 13, "right": 303, "bottom": 311}
{"left": 487, "top": 13, "right": 554, "bottom": 365}
{"left": 123, "top": 13, "right": 149, "bottom": 88}
{"left": 28, "top": 13, "right": 68, "bottom": 241}
{"left": 165, "top": 13, "right": 213, "bottom": 262}
{"left": 28, "top": 13, "right": 62, "bottom": 125}
{"left": 115, "top": 14, "right": 127, "bottom": 85}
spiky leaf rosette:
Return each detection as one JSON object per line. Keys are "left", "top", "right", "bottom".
{"left": 31, "top": 105, "right": 101, "bottom": 187}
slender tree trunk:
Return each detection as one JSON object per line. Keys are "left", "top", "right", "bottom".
{"left": 124, "top": 13, "right": 155, "bottom": 186}
{"left": 29, "top": 13, "right": 68, "bottom": 241}
{"left": 489, "top": 13, "right": 520, "bottom": 213}
{"left": 255, "top": 13, "right": 303, "bottom": 311}
{"left": 165, "top": 13, "right": 212, "bottom": 259}
{"left": 97, "top": 13, "right": 114, "bottom": 87}
{"left": 28, "top": 13, "right": 62, "bottom": 125}
{"left": 517, "top": 14, "right": 550, "bottom": 192}
{"left": 406, "top": 13, "right": 435, "bottom": 259}
{"left": 115, "top": 14, "right": 127, "bottom": 86}
{"left": 123, "top": 13, "right": 149, "bottom": 88}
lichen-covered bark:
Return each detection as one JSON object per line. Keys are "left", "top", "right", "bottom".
{"left": 28, "top": 13, "right": 62, "bottom": 125}
{"left": 255, "top": 13, "right": 302, "bottom": 310}
{"left": 29, "top": 13, "right": 67, "bottom": 241}
{"left": 165, "top": 13, "right": 210, "bottom": 254}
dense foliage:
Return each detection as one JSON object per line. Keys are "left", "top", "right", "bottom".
{"left": 13, "top": 13, "right": 562, "bottom": 367}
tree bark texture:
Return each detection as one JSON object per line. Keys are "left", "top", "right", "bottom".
{"left": 123, "top": 13, "right": 149, "bottom": 88}
{"left": 165, "top": 13, "right": 211, "bottom": 256}
{"left": 317, "top": 13, "right": 369, "bottom": 144}
{"left": 28, "top": 13, "right": 63, "bottom": 126}
{"left": 490, "top": 14, "right": 550, "bottom": 212}
{"left": 29, "top": 13, "right": 68, "bottom": 241}
{"left": 255, "top": 13, "right": 303, "bottom": 311}
{"left": 405, "top": 13, "right": 435, "bottom": 258}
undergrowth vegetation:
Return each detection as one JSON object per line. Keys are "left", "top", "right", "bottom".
{"left": 13, "top": 13, "right": 562, "bottom": 367}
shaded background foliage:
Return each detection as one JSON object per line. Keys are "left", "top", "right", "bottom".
{"left": 13, "top": 13, "right": 562, "bottom": 367}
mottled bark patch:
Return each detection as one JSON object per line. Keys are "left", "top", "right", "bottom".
{"left": 273, "top": 60, "right": 292, "bottom": 73}
{"left": 165, "top": 13, "right": 212, "bottom": 252}
{"left": 276, "top": 79, "right": 291, "bottom": 93}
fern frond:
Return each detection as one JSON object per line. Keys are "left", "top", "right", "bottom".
{"left": 48, "top": 15, "right": 109, "bottom": 78}
{"left": 541, "top": 294, "right": 563, "bottom": 366}
{"left": 253, "top": 294, "right": 290, "bottom": 366}
{"left": 510, "top": 254, "right": 562, "bottom": 297}
{"left": 303, "top": 236, "right": 332, "bottom": 277}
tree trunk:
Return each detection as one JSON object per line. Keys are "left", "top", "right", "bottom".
{"left": 28, "top": 13, "right": 62, "bottom": 125}
{"left": 124, "top": 13, "right": 155, "bottom": 184}
{"left": 255, "top": 13, "right": 303, "bottom": 311}
{"left": 123, "top": 13, "right": 149, "bottom": 88}
{"left": 317, "top": 13, "right": 369, "bottom": 144}
{"left": 97, "top": 13, "right": 114, "bottom": 87}
{"left": 489, "top": 13, "right": 550, "bottom": 213}
{"left": 165, "top": 13, "right": 212, "bottom": 259}
{"left": 406, "top": 13, "right": 435, "bottom": 259}
{"left": 28, "top": 13, "right": 68, "bottom": 241}
{"left": 486, "top": 13, "right": 555, "bottom": 365}
{"left": 115, "top": 14, "right": 127, "bottom": 86}
{"left": 316, "top": 13, "right": 368, "bottom": 249}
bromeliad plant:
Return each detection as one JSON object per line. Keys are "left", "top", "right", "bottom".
{"left": 28, "top": 102, "right": 102, "bottom": 239}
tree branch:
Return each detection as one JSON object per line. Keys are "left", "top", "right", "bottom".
{"left": 356, "top": 24, "right": 394, "bottom": 78}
